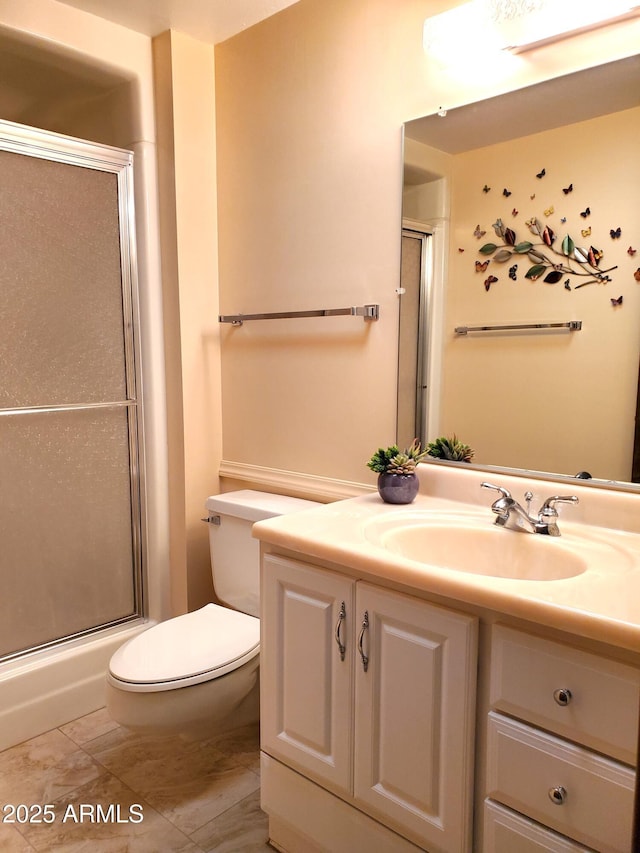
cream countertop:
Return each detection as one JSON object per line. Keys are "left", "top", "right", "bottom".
{"left": 252, "top": 463, "right": 640, "bottom": 655}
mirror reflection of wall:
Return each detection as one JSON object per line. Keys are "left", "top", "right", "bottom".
{"left": 402, "top": 56, "right": 640, "bottom": 485}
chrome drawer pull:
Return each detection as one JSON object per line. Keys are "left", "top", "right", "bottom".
{"left": 335, "top": 601, "right": 346, "bottom": 662}
{"left": 358, "top": 610, "right": 369, "bottom": 672}
{"left": 553, "top": 688, "right": 572, "bottom": 706}
{"left": 548, "top": 786, "right": 567, "bottom": 805}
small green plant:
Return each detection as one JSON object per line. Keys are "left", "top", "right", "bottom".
{"left": 367, "top": 439, "right": 428, "bottom": 475}
{"left": 426, "top": 435, "right": 474, "bottom": 463}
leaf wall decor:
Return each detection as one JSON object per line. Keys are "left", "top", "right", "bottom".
{"left": 478, "top": 212, "right": 618, "bottom": 289}
{"left": 494, "top": 249, "right": 513, "bottom": 262}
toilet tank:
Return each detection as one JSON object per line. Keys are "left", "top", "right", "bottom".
{"left": 204, "top": 490, "right": 319, "bottom": 618}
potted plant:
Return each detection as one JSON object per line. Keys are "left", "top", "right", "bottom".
{"left": 367, "top": 439, "right": 428, "bottom": 504}
{"left": 426, "top": 435, "right": 474, "bottom": 463}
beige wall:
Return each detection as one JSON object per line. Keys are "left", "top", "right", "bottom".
{"left": 214, "top": 0, "right": 640, "bottom": 492}
{"left": 441, "top": 107, "right": 640, "bottom": 480}
{"left": 153, "top": 31, "right": 222, "bottom": 611}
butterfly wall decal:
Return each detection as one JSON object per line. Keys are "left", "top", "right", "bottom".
{"left": 512, "top": 208, "right": 518, "bottom": 217}
{"left": 610, "top": 227, "right": 621, "bottom": 239}
{"left": 564, "top": 280, "right": 571, "bottom": 290}
{"left": 628, "top": 247, "right": 637, "bottom": 256}
{"left": 482, "top": 185, "right": 491, "bottom": 193}
{"left": 475, "top": 260, "right": 489, "bottom": 272}
{"left": 580, "top": 207, "right": 591, "bottom": 218}
{"left": 508, "top": 264, "right": 517, "bottom": 280}
{"left": 581, "top": 227, "right": 591, "bottom": 238}
{"left": 544, "top": 206, "right": 554, "bottom": 217}
{"left": 562, "top": 184, "right": 573, "bottom": 194}
{"left": 503, "top": 188, "right": 512, "bottom": 197}
{"left": 536, "top": 168, "right": 546, "bottom": 179}
{"left": 474, "top": 224, "right": 486, "bottom": 239}
{"left": 611, "top": 295, "right": 623, "bottom": 306}
{"left": 589, "top": 246, "right": 603, "bottom": 265}
{"left": 484, "top": 275, "right": 498, "bottom": 291}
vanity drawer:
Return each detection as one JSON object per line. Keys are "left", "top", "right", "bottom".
{"left": 484, "top": 800, "right": 593, "bottom": 852}
{"left": 486, "top": 712, "right": 634, "bottom": 853}
{"left": 490, "top": 624, "right": 640, "bottom": 763}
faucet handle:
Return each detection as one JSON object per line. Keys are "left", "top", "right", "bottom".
{"left": 539, "top": 495, "right": 579, "bottom": 517}
{"left": 481, "top": 482, "right": 513, "bottom": 499}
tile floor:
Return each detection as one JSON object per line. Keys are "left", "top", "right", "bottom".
{"left": 0, "top": 708, "right": 272, "bottom": 852}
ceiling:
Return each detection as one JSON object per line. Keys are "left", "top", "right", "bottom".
{"left": 0, "top": 0, "right": 301, "bottom": 131}
{"left": 405, "top": 54, "right": 640, "bottom": 155}
{"left": 52, "top": 0, "right": 301, "bottom": 45}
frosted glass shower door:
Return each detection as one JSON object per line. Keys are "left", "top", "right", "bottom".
{"left": 0, "top": 122, "right": 143, "bottom": 660}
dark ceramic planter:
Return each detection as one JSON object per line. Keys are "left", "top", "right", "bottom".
{"left": 377, "top": 472, "right": 419, "bottom": 505}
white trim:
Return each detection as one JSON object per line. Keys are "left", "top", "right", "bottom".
{"left": 0, "top": 117, "right": 132, "bottom": 170}
{"left": 218, "top": 460, "right": 373, "bottom": 502}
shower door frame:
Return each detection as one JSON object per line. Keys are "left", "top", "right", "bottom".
{"left": 0, "top": 119, "right": 146, "bottom": 661}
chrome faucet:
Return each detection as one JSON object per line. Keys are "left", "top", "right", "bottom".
{"left": 481, "top": 482, "right": 579, "bottom": 536}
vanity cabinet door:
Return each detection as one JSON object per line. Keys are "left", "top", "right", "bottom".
{"left": 353, "top": 582, "right": 478, "bottom": 853}
{"left": 261, "top": 554, "right": 354, "bottom": 795}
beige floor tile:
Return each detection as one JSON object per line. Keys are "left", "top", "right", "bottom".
{"left": 206, "top": 723, "right": 261, "bottom": 773}
{"left": 59, "top": 709, "right": 120, "bottom": 747}
{"left": 85, "top": 728, "right": 261, "bottom": 836}
{"left": 0, "top": 823, "right": 37, "bottom": 852}
{"left": 0, "top": 729, "right": 103, "bottom": 806}
{"left": 1, "top": 712, "right": 267, "bottom": 851}
{"left": 17, "top": 772, "right": 203, "bottom": 853}
{"left": 190, "top": 790, "right": 271, "bottom": 853}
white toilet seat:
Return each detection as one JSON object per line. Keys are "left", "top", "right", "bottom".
{"left": 108, "top": 604, "right": 260, "bottom": 693}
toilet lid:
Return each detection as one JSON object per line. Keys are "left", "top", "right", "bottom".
{"left": 108, "top": 604, "right": 260, "bottom": 692}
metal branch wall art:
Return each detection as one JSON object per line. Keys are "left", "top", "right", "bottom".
{"left": 470, "top": 168, "right": 636, "bottom": 304}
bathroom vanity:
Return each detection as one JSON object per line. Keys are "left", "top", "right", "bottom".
{"left": 254, "top": 465, "right": 640, "bottom": 853}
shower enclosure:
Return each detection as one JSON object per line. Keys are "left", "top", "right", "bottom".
{"left": 0, "top": 119, "right": 144, "bottom": 662}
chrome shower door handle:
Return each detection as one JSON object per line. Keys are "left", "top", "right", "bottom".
{"left": 334, "top": 601, "right": 346, "bottom": 662}
{"left": 358, "top": 610, "right": 370, "bottom": 672}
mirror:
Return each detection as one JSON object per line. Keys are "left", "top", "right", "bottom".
{"left": 400, "top": 55, "right": 640, "bottom": 488}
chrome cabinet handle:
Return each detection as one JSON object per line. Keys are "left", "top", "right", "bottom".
{"left": 358, "top": 611, "right": 369, "bottom": 672}
{"left": 553, "top": 688, "right": 572, "bottom": 706}
{"left": 334, "top": 601, "right": 346, "bottom": 662}
{"left": 548, "top": 786, "right": 567, "bottom": 805}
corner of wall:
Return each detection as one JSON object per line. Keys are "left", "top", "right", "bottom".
{"left": 152, "top": 29, "right": 222, "bottom": 613}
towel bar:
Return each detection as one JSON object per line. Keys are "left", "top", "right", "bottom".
{"left": 219, "top": 304, "right": 379, "bottom": 326}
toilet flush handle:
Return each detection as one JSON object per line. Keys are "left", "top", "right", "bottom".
{"left": 201, "top": 514, "right": 221, "bottom": 525}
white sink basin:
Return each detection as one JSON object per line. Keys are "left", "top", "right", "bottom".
{"left": 364, "top": 511, "right": 630, "bottom": 582}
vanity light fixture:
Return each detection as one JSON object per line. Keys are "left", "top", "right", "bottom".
{"left": 423, "top": 0, "right": 639, "bottom": 63}
{"left": 500, "top": 0, "right": 640, "bottom": 52}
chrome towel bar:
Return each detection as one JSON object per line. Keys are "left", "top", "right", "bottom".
{"left": 219, "top": 304, "right": 379, "bottom": 326}
{"left": 454, "top": 320, "right": 582, "bottom": 336}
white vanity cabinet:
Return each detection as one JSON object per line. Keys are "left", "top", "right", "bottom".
{"left": 260, "top": 553, "right": 478, "bottom": 853}
{"left": 484, "top": 625, "right": 640, "bottom": 853}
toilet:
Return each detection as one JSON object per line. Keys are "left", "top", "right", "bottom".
{"left": 106, "top": 490, "right": 318, "bottom": 737}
